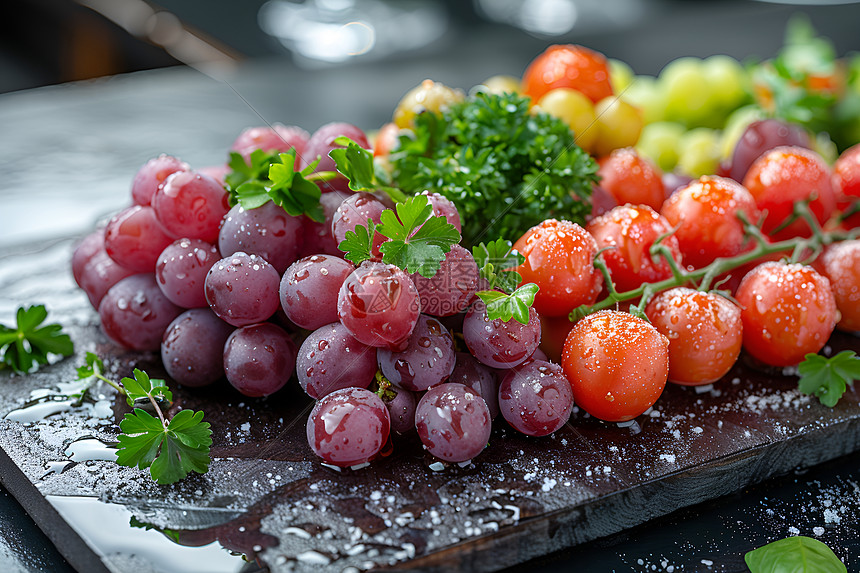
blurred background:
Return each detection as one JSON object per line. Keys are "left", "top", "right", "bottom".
{"left": 3, "top": 0, "right": 860, "bottom": 95}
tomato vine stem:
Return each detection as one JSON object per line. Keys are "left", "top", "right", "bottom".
{"left": 569, "top": 202, "right": 859, "bottom": 323}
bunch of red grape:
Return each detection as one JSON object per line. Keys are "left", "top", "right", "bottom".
{"left": 72, "top": 122, "right": 576, "bottom": 469}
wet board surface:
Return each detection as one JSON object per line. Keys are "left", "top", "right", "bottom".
{"left": 1, "top": 238, "right": 859, "bottom": 573}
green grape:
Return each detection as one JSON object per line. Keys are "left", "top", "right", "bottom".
{"left": 719, "top": 104, "right": 765, "bottom": 159}
{"left": 608, "top": 58, "right": 635, "bottom": 93}
{"left": 677, "top": 128, "right": 721, "bottom": 177}
{"left": 636, "top": 121, "right": 686, "bottom": 172}
{"left": 702, "top": 54, "right": 750, "bottom": 113}
{"left": 660, "top": 57, "right": 714, "bottom": 127}
{"left": 620, "top": 75, "right": 665, "bottom": 124}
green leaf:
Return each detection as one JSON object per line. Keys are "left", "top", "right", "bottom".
{"left": 377, "top": 195, "right": 461, "bottom": 277}
{"left": 0, "top": 305, "right": 74, "bottom": 373}
{"left": 330, "top": 137, "right": 377, "bottom": 193}
{"left": 472, "top": 239, "right": 524, "bottom": 294}
{"left": 745, "top": 536, "right": 846, "bottom": 573}
{"left": 476, "top": 283, "right": 539, "bottom": 325}
{"left": 225, "top": 149, "right": 280, "bottom": 204}
{"left": 120, "top": 369, "right": 172, "bottom": 407}
{"left": 116, "top": 408, "right": 211, "bottom": 485}
{"left": 266, "top": 151, "right": 324, "bottom": 223}
{"left": 234, "top": 181, "right": 271, "bottom": 209}
{"left": 76, "top": 352, "right": 104, "bottom": 380}
{"left": 389, "top": 91, "right": 597, "bottom": 245}
{"left": 797, "top": 351, "right": 860, "bottom": 407}
{"left": 338, "top": 218, "right": 376, "bottom": 266}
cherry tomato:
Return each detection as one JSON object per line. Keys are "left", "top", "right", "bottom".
{"left": 597, "top": 148, "right": 665, "bottom": 211}
{"left": 522, "top": 44, "right": 614, "bottom": 105}
{"left": 735, "top": 262, "right": 837, "bottom": 367}
{"left": 832, "top": 143, "right": 860, "bottom": 228}
{"left": 373, "top": 122, "right": 400, "bottom": 158}
{"left": 561, "top": 310, "right": 668, "bottom": 422}
{"left": 513, "top": 219, "right": 603, "bottom": 317}
{"left": 539, "top": 313, "right": 577, "bottom": 363}
{"left": 660, "top": 176, "right": 761, "bottom": 269}
{"left": 814, "top": 240, "right": 860, "bottom": 332}
{"left": 742, "top": 146, "right": 836, "bottom": 240}
{"left": 586, "top": 205, "right": 682, "bottom": 292}
{"left": 645, "top": 288, "right": 743, "bottom": 385}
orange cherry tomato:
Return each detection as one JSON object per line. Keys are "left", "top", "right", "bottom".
{"left": 735, "top": 262, "right": 837, "bottom": 367}
{"left": 645, "top": 288, "right": 743, "bottom": 385}
{"left": 522, "top": 44, "right": 614, "bottom": 105}
{"left": 597, "top": 148, "right": 665, "bottom": 212}
{"left": 513, "top": 219, "right": 603, "bottom": 318}
{"left": 561, "top": 310, "right": 668, "bottom": 422}
{"left": 742, "top": 146, "right": 836, "bottom": 240}
{"left": 660, "top": 175, "right": 761, "bottom": 269}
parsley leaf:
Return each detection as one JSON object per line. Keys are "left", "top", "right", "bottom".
{"left": 0, "top": 305, "right": 74, "bottom": 373}
{"left": 390, "top": 91, "right": 597, "bottom": 245}
{"left": 745, "top": 536, "right": 846, "bottom": 573}
{"left": 377, "top": 194, "right": 461, "bottom": 277}
{"left": 477, "top": 283, "right": 539, "bottom": 325}
{"left": 797, "top": 350, "right": 860, "bottom": 407}
{"left": 116, "top": 408, "right": 212, "bottom": 485}
{"left": 329, "top": 137, "right": 407, "bottom": 203}
{"left": 120, "top": 368, "right": 172, "bottom": 408}
{"left": 338, "top": 218, "right": 376, "bottom": 266}
{"left": 231, "top": 150, "right": 326, "bottom": 222}
{"left": 472, "top": 239, "right": 524, "bottom": 294}
{"left": 224, "top": 149, "right": 279, "bottom": 202}
{"left": 76, "top": 351, "right": 104, "bottom": 380}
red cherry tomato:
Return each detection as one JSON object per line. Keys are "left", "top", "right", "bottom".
{"left": 586, "top": 204, "right": 682, "bottom": 292}
{"left": 561, "top": 310, "right": 668, "bottom": 422}
{"left": 513, "top": 219, "right": 603, "bottom": 318}
{"left": 539, "top": 313, "right": 577, "bottom": 363}
{"left": 645, "top": 288, "right": 743, "bottom": 385}
{"left": 832, "top": 143, "right": 860, "bottom": 228}
{"left": 742, "top": 146, "right": 836, "bottom": 240}
{"left": 522, "top": 44, "right": 614, "bottom": 104}
{"left": 597, "top": 148, "right": 665, "bottom": 211}
{"left": 814, "top": 240, "right": 860, "bottom": 332}
{"left": 661, "top": 176, "right": 761, "bottom": 269}
{"left": 735, "top": 262, "right": 837, "bottom": 367}
{"left": 373, "top": 122, "right": 400, "bottom": 158}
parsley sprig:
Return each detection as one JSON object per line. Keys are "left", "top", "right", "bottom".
{"left": 471, "top": 239, "right": 539, "bottom": 325}
{"left": 225, "top": 149, "right": 336, "bottom": 222}
{"left": 472, "top": 239, "right": 525, "bottom": 295}
{"left": 797, "top": 350, "right": 860, "bottom": 407}
{"left": 115, "top": 369, "right": 211, "bottom": 485}
{"left": 7, "top": 351, "right": 211, "bottom": 485}
{"left": 337, "top": 194, "right": 461, "bottom": 277}
{"left": 0, "top": 305, "right": 73, "bottom": 373}
{"left": 329, "top": 137, "right": 407, "bottom": 203}
{"left": 388, "top": 91, "right": 598, "bottom": 245}
{"left": 477, "top": 283, "right": 539, "bottom": 325}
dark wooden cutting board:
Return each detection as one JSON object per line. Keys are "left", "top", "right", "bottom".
{"left": 1, "top": 237, "right": 858, "bottom": 573}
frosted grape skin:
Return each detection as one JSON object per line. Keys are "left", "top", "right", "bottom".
{"left": 498, "top": 360, "right": 574, "bottom": 437}
{"left": 223, "top": 322, "right": 297, "bottom": 397}
{"left": 296, "top": 322, "right": 377, "bottom": 399}
{"left": 204, "top": 252, "right": 281, "bottom": 327}
{"left": 98, "top": 274, "right": 182, "bottom": 351}
{"left": 415, "top": 383, "right": 492, "bottom": 463}
{"left": 280, "top": 255, "right": 354, "bottom": 330}
{"left": 306, "top": 387, "right": 390, "bottom": 467}
{"left": 161, "top": 308, "right": 234, "bottom": 387}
